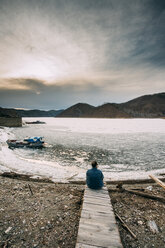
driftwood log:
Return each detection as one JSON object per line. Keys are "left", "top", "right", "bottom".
{"left": 149, "top": 175, "right": 165, "bottom": 190}
{"left": 106, "top": 177, "right": 165, "bottom": 185}
{"left": 28, "top": 184, "right": 33, "bottom": 195}
{"left": 125, "top": 189, "right": 165, "bottom": 203}
{"left": 115, "top": 213, "right": 137, "bottom": 239}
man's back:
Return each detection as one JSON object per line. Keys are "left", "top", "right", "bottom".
{"left": 86, "top": 167, "right": 104, "bottom": 189}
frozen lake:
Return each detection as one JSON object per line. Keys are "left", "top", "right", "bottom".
{"left": 0, "top": 118, "right": 165, "bottom": 181}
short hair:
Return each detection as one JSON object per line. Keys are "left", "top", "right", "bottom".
{"left": 91, "top": 161, "right": 98, "bottom": 168}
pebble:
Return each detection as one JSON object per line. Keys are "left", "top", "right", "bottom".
{"left": 146, "top": 186, "right": 153, "bottom": 191}
{"left": 47, "top": 224, "right": 53, "bottom": 229}
{"left": 59, "top": 217, "right": 62, "bottom": 222}
{"left": 5, "top": 226, "right": 12, "bottom": 234}
{"left": 138, "top": 220, "right": 143, "bottom": 225}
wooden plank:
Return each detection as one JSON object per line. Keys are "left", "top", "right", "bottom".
{"left": 77, "top": 228, "right": 122, "bottom": 247}
{"left": 83, "top": 199, "right": 111, "bottom": 207}
{"left": 82, "top": 202, "right": 113, "bottom": 213}
{"left": 84, "top": 195, "right": 110, "bottom": 202}
{"left": 85, "top": 187, "right": 109, "bottom": 194}
{"left": 76, "top": 243, "right": 102, "bottom": 248}
{"left": 78, "top": 222, "right": 118, "bottom": 234}
{"left": 84, "top": 188, "right": 109, "bottom": 196}
{"left": 83, "top": 194, "right": 109, "bottom": 200}
{"left": 84, "top": 196, "right": 110, "bottom": 202}
{"left": 81, "top": 209, "right": 115, "bottom": 221}
{"left": 79, "top": 217, "right": 117, "bottom": 228}
{"left": 81, "top": 209, "right": 115, "bottom": 219}
{"left": 76, "top": 186, "right": 123, "bottom": 248}
{"left": 83, "top": 199, "right": 113, "bottom": 209}
{"left": 76, "top": 242, "right": 121, "bottom": 248}
{"left": 80, "top": 214, "right": 116, "bottom": 225}
{"left": 84, "top": 193, "right": 110, "bottom": 200}
{"left": 84, "top": 191, "right": 110, "bottom": 198}
{"left": 84, "top": 192, "right": 110, "bottom": 199}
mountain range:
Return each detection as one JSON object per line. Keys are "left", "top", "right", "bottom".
{"left": 56, "top": 92, "right": 165, "bottom": 118}
{"left": 15, "top": 109, "right": 63, "bottom": 117}
{"left": 0, "top": 92, "right": 165, "bottom": 118}
{"left": 0, "top": 108, "right": 63, "bottom": 118}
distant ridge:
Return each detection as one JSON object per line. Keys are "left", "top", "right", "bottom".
{"left": 0, "top": 108, "right": 63, "bottom": 118}
{"left": 57, "top": 103, "right": 131, "bottom": 118}
{"left": 1, "top": 92, "right": 165, "bottom": 118}
{"left": 15, "top": 109, "right": 63, "bottom": 117}
{"left": 120, "top": 92, "right": 165, "bottom": 117}
{"left": 56, "top": 92, "right": 165, "bottom": 118}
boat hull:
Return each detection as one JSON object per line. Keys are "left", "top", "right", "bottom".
{"left": 7, "top": 140, "right": 44, "bottom": 149}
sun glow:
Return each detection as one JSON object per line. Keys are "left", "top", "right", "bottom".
{"left": 6, "top": 57, "right": 62, "bottom": 80}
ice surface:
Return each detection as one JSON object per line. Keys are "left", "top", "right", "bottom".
{"left": 1, "top": 118, "right": 165, "bottom": 181}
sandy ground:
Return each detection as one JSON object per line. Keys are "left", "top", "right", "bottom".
{"left": 0, "top": 176, "right": 84, "bottom": 248}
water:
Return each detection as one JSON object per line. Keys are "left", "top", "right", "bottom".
{"left": 11, "top": 118, "right": 165, "bottom": 174}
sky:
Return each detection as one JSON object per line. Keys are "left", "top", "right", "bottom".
{"left": 0, "top": 0, "right": 165, "bottom": 110}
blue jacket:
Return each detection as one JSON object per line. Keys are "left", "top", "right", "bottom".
{"left": 86, "top": 168, "right": 104, "bottom": 189}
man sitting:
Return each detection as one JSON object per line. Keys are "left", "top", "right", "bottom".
{"left": 86, "top": 161, "right": 104, "bottom": 189}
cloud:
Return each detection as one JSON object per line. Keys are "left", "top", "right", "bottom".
{"left": 1, "top": 0, "right": 165, "bottom": 78}
{"left": 0, "top": 0, "right": 165, "bottom": 108}
{"left": 0, "top": 69, "right": 164, "bottom": 109}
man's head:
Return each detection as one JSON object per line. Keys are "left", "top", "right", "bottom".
{"left": 91, "top": 160, "right": 98, "bottom": 168}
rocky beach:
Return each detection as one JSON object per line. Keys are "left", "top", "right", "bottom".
{"left": 108, "top": 183, "right": 165, "bottom": 248}
{"left": 1, "top": 174, "right": 165, "bottom": 248}
{"left": 0, "top": 176, "right": 84, "bottom": 248}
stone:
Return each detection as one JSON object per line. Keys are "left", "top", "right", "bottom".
{"left": 5, "top": 226, "right": 12, "bottom": 234}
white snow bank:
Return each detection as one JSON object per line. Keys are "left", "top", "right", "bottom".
{"left": 0, "top": 145, "right": 85, "bottom": 181}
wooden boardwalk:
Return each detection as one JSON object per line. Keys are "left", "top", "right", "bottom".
{"left": 76, "top": 186, "right": 123, "bottom": 248}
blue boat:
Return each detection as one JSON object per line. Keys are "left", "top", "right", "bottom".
{"left": 7, "top": 137, "right": 45, "bottom": 149}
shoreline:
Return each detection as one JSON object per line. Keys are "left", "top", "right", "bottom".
{"left": 1, "top": 170, "right": 165, "bottom": 185}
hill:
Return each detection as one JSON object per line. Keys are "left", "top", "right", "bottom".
{"left": 56, "top": 103, "right": 95, "bottom": 117}
{"left": 0, "top": 107, "right": 19, "bottom": 117}
{"left": 120, "top": 92, "right": 165, "bottom": 117}
{"left": 90, "top": 103, "right": 131, "bottom": 118}
{"left": 15, "top": 109, "right": 63, "bottom": 117}
{"left": 57, "top": 103, "right": 130, "bottom": 118}
{"left": 0, "top": 108, "right": 63, "bottom": 118}
{"left": 56, "top": 92, "right": 165, "bottom": 118}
